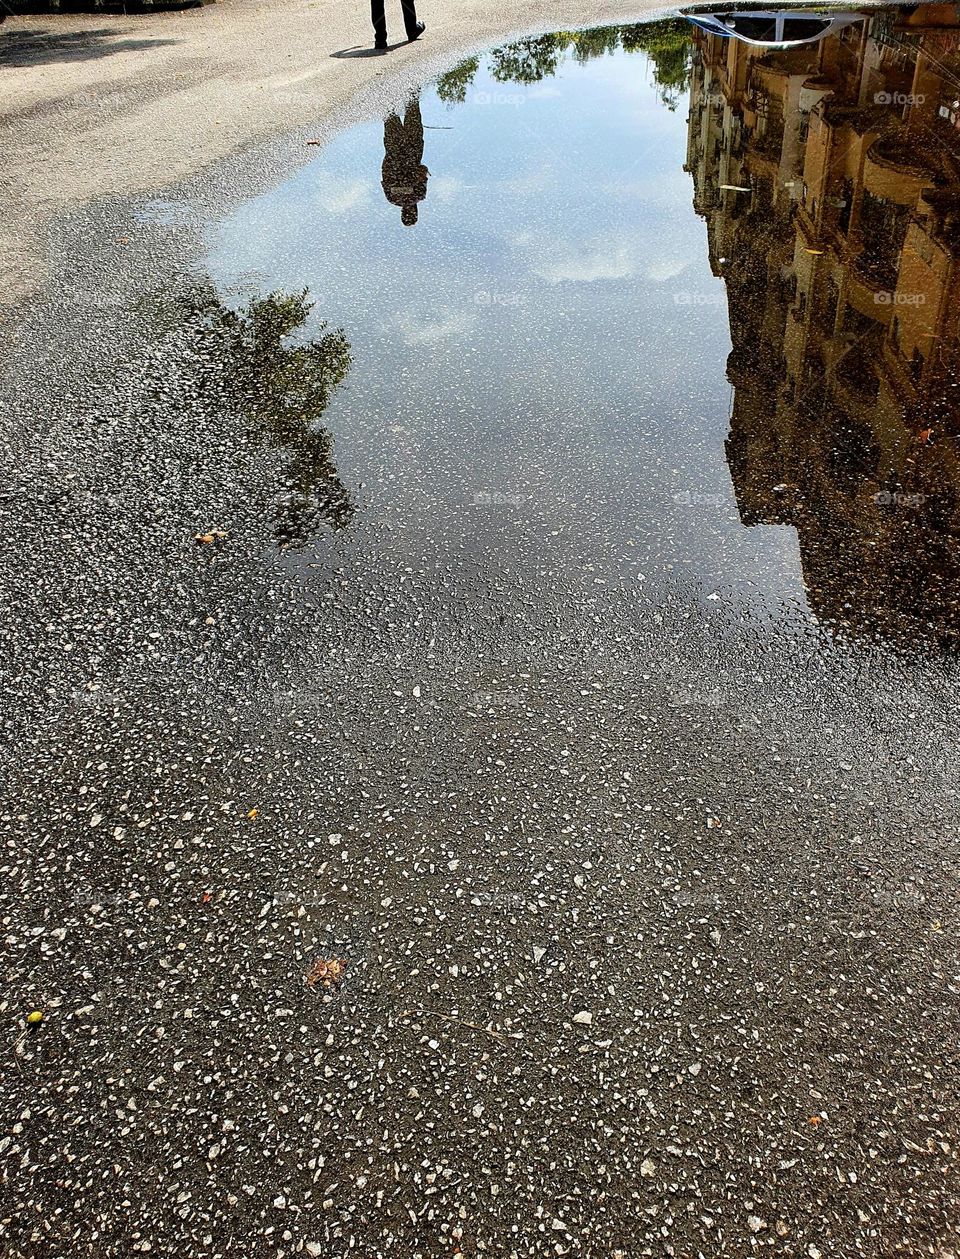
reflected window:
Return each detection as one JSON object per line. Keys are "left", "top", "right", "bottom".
{"left": 782, "top": 19, "right": 829, "bottom": 41}
{"left": 727, "top": 16, "right": 778, "bottom": 40}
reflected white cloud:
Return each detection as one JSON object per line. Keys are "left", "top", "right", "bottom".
{"left": 646, "top": 257, "right": 690, "bottom": 282}
{"left": 501, "top": 161, "right": 556, "bottom": 197}
{"left": 430, "top": 175, "right": 464, "bottom": 203}
{"left": 390, "top": 308, "right": 475, "bottom": 344}
{"left": 532, "top": 237, "right": 638, "bottom": 284}
{"left": 317, "top": 176, "right": 372, "bottom": 214}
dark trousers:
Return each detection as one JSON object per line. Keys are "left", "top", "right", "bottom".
{"left": 371, "top": 0, "right": 418, "bottom": 42}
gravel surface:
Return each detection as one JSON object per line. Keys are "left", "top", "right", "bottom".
{"left": 3, "top": 13, "right": 960, "bottom": 1259}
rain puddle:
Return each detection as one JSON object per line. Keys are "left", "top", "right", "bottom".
{"left": 194, "top": 5, "right": 960, "bottom": 651}
{"left": 7, "top": 8, "right": 960, "bottom": 1257}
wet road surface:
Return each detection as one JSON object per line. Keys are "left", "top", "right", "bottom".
{"left": 4, "top": 10, "right": 960, "bottom": 1257}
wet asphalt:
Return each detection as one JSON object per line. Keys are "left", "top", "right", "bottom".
{"left": 3, "top": 24, "right": 960, "bottom": 1259}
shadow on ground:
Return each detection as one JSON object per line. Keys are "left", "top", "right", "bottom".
{"left": 0, "top": 25, "right": 179, "bottom": 64}
{"left": 330, "top": 43, "right": 399, "bottom": 57}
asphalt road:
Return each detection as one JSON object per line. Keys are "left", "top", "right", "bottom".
{"left": 2, "top": 5, "right": 960, "bottom": 1259}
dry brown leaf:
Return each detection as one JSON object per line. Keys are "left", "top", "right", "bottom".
{"left": 306, "top": 957, "right": 347, "bottom": 990}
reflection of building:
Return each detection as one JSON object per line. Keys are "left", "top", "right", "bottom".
{"left": 686, "top": 4, "right": 960, "bottom": 645}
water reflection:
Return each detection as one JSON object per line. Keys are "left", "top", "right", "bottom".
{"left": 437, "top": 22, "right": 694, "bottom": 108}
{"left": 382, "top": 97, "right": 429, "bottom": 226}
{"left": 208, "top": 7, "right": 960, "bottom": 644}
{"left": 185, "top": 288, "right": 354, "bottom": 547}
{"left": 684, "top": 2, "right": 960, "bottom": 645}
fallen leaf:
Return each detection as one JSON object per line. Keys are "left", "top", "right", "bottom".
{"left": 306, "top": 957, "right": 347, "bottom": 990}
{"left": 194, "top": 529, "right": 228, "bottom": 544}
{"left": 246, "top": 808, "right": 258, "bottom": 820}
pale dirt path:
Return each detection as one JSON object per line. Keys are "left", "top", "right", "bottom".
{"left": 0, "top": 0, "right": 661, "bottom": 302}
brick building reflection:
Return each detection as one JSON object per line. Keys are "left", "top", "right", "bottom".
{"left": 685, "top": 3, "right": 960, "bottom": 646}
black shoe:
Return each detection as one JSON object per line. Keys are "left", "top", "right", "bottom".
{"left": 374, "top": 37, "right": 387, "bottom": 48}
{"left": 407, "top": 20, "right": 425, "bottom": 40}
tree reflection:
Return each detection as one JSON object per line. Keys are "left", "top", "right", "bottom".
{"left": 188, "top": 289, "right": 354, "bottom": 549}
{"left": 436, "top": 21, "right": 692, "bottom": 109}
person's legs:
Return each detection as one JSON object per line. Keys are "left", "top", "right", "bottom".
{"left": 399, "top": 0, "right": 420, "bottom": 39}
{"left": 403, "top": 99, "right": 424, "bottom": 164}
{"left": 370, "top": 0, "right": 387, "bottom": 46}
{"left": 383, "top": 113, "right": 404, "bottom": 159}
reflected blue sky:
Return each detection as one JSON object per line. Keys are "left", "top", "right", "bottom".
{"left": 206, "top": 43, "right": 803, "bottom": 605}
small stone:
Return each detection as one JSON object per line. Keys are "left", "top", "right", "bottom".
{"left": 747, "top": 1216, "right": 765, "bottom": 1233}
{"left": 572, "top": 1011, "right": 593, "bottom": 1025}
{"left": 640, "top": 1158, "right": 656, "bottom": 1177}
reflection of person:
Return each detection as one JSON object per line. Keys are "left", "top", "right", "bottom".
{"left": 371, "top": 0, "right": 424, "bottom": 51}
{"left": 381, "top": 99, "right": 429, "bottom": 226}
